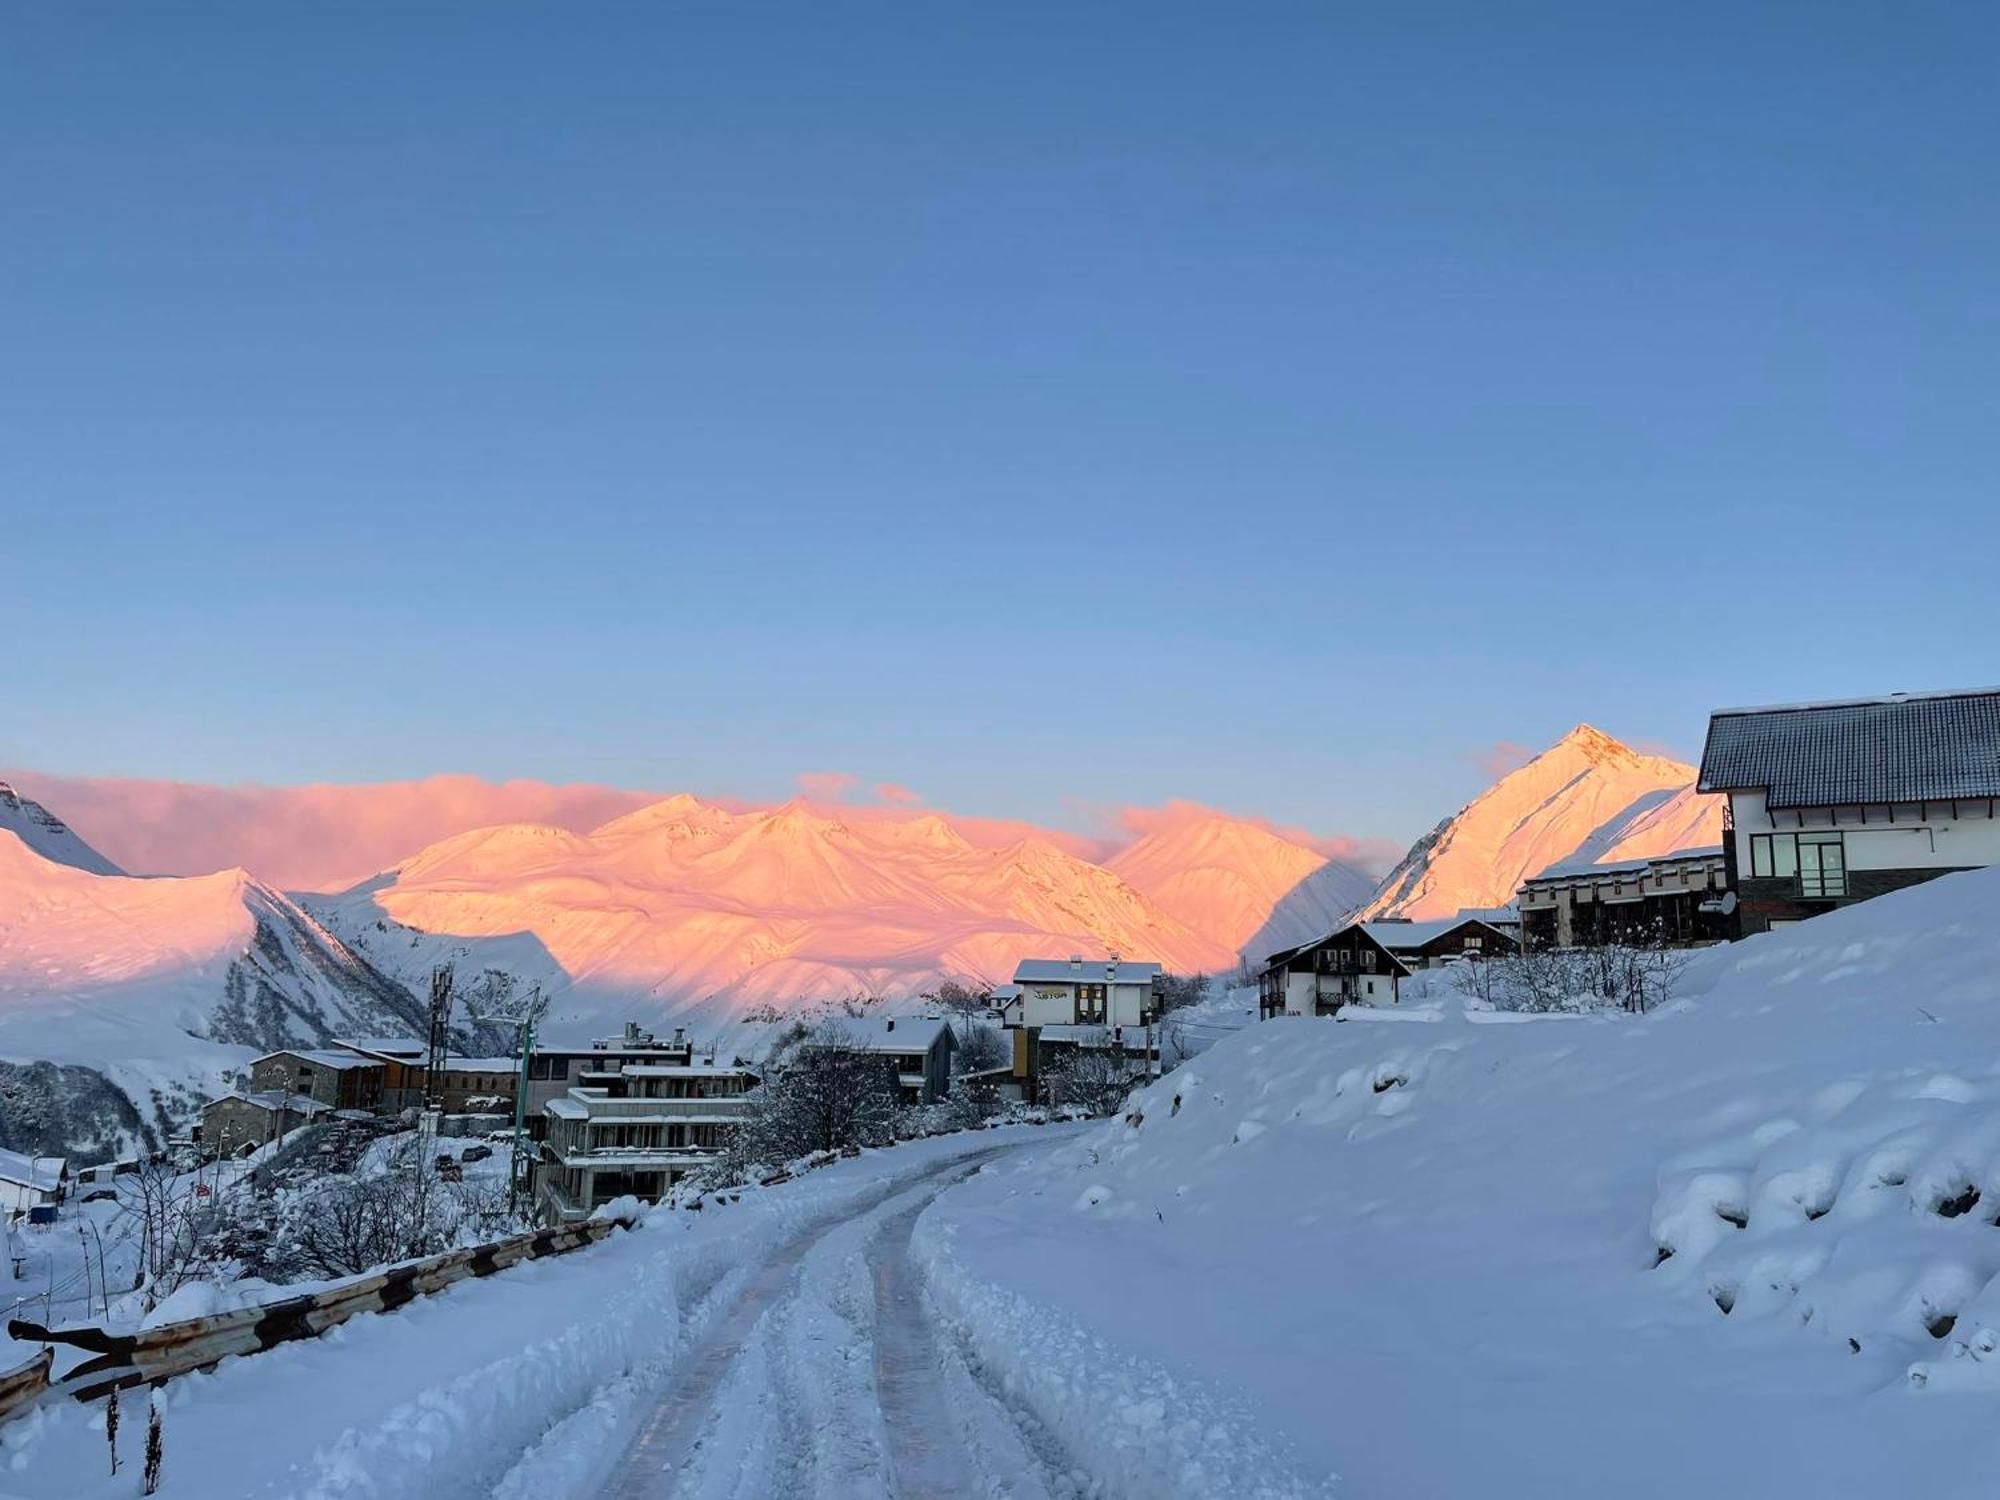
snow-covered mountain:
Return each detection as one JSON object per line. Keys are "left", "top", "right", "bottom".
{"left": 310, "top": 796, "right": 1244, "bottom": 1041}
{"left": 1106, "top": 814, "right": 1379, "bottom": 963}
{"left": 0, "top": 779, "right": 123, "bottom": 876}
{"left": 0, "top": 829, "right": 433, "bottom": 1159}
{"left": 1360, "top": 725, "right": 1724, "bottom": 919}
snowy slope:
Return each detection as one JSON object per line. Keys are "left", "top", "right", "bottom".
{"left": 1107, "top": 814, "right": 1377, "bottom": 963}
{"left": 311, "top": 796, "right": 1237, "bottom": 1042}
{"left": 0, "top": 780, "right": 123, "bottom": 875}
{"left": 927, "top": 867, "right": 2000, "bottom": 1496}
{"left": 0, "top": 830, "right": 432, "bottom": 1156}
{"left": 1360, "top": 725, "right": 1723, "bottom": 917}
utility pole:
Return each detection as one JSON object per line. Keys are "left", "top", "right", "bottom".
{"left": 508, "top": 996, "right": 539, "bottom": 1218}
{"left": 418, "top": 966, "right": 453, "bottom": 1201}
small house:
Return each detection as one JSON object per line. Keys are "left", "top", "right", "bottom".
{"left": 247, "top": 1049, "right": 385, "bottom": 1111}
{"left": 824, "top": 1016, "right": 955, "bottom": 1106}
{"left": 201, "top": 1091, "right": 329, "bottom": 1156}
{"left": 1259, "top": 916, "right": 1517, "bottom": 1019}
{"left": 0, "top": 1150, "right": 66, "bottom": 1215}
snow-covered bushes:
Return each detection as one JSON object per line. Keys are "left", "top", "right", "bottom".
{"left": 1454, "top": 943, "right": 1691, "bottom": 1014}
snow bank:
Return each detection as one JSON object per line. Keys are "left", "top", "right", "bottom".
{"left": 916, "top": 1206, "right": 1335, "bottom": 1499}
{"left": 927, "top": 868, "right": 2000, "bottom": 1496}
{"left": 0, "top": 1131, "right": 1045, "bottom": 1498}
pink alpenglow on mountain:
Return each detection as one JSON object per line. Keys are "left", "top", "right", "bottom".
{"left": 312, "top": 796, "right": 1246, "bottom": 1033}
{"left": 0, "top": 829, "right": 424, "bottom": 1078}
{"left": 1361, "top": 726, "right": 1724, "bottom": 920}
{"left": 1106, "top": 807, "right": 1382, "bottom": 959}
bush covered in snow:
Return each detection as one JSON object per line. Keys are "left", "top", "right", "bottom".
{"left": 1452, "top": 942, "right": 1692, "bottom": 1014}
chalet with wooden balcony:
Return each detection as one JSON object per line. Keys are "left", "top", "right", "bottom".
{"left": 1258, "top": 916, "right": 1517, "bottom": 1019}
{"left": 1697, "top": 687, "right": 2000, "bottom": 936}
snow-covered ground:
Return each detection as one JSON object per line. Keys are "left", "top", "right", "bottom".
{"left": 14, "top": 867, "right": 2000, "bottom": 1497}
{"left": 0, "top": 1128, "right": 1089, "bottom": 1499}
{"left": 925, "top": 866, "right": 2000, "bottom": 1497}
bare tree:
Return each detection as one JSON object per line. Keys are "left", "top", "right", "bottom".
{"left": 116, "top": 1156, "right": 235, "bottom": 1305}
{"left": 1042, "top": 1031, "right": 1147, "bottom": 1116}
{"left": 951, "top": 1021, "right": 1009, "bottom": 1075}
{"left": 727, "top": 1023, "right": 903, "bottom": 1168}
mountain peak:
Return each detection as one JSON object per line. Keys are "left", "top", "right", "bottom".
{"left": 1554, "top": 724, "right": 1634, "bottom": 762}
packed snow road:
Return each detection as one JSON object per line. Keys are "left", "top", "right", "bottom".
{"left": 594, "top": 1142, "right": 1065, "bottom": 1500}
{"left": 0, "top": 1129, "right": 1079, "bottom": 1500}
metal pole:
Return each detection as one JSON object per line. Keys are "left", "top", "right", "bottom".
{"left": 509, "top": 1014, "right": 536, "bottom": 1218}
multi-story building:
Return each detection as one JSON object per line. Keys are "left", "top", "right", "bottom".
{"left": 1004, "top": 958, "right": 1162, "bottom": 1098}
{"left": 1697, "top": 687, "right": 2000, "bottom": 936}
{"left": 535, "top": 1059, "right": 759, "bottom": 1222}
{"left": 1516, "top": 847, "right": 1732, "bottom": 949}
{"left": 246, "top": 1049, "right": 385, "bottom": 1111}
{"left": 521, "top": 1024, "right": 703, "bottom": 1137}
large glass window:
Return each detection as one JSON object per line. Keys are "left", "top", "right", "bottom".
{"left": 1799, "top": 832, "right": 1846, "bottom": 897}
{"left": 1749, "top": 832, "right": 1844, "bottom": 896}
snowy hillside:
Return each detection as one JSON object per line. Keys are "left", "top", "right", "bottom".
{"left": 0, "top": 780, "right": 122, "bottom": 875}
{"left": 312, "top": 796, "right": 1238, "bottom": 1040}
{"left": 0, "top": 830, "right": 431, "bottom": 1158}
{"left": 927, "top": 866, "right": 2000, "bottom": 1495}
{"left": 1107, "top": 813, "right": 1377, "bottom": 961}
{"left": 1360, "top": 724, "right": 1723, "bottom": 918}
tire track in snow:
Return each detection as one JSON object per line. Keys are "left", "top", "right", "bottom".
{"left": 602, "top": 1144, "right": 1015, "bottom": 1499}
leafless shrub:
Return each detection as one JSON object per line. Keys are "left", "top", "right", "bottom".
{"left": 1460, "top": 944, "right": 1692, "bottom": 1015}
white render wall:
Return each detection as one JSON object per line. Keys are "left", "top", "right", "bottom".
{"left": 1727, "top": 790, "right": 2000, "bottom": 872}
{"left": 1020, "top": 980, "right": 1154, "bottom": 1027}
{"left": 1283, "top": 971, "right": 1316, "bottom": 1017}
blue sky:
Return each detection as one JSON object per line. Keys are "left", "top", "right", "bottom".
{"left": 4, "top": 2, "right": 1997, "bottom": 846}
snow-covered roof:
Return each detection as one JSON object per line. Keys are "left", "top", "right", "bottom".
{"left": 989, "top": 984, "right": 1022, "bottom": 1001}
{"left": 1012, "top": 959, "right": 1163, "bottom": 985}
{"left": 619, "top": 1063, "right": 758, "bottom": 1078}
{"left": 441, "top": 1056, "right": 519, "bottom": 1074}
{"left": 336, "top": 1037, "right": 426, "bottom": 1059}
{"left": 0, "top": 1148, "right": 66, "bottom": 1192}
{"left": 212, "top": 1090, "right": 329, "bottom": 1116}
{"left": 546, "top": 1096, "right": 589, "bottom": 1120}
{"left": 1526, "top": 845, "right": 1727, "bottom": 883}
{"left": 256, "top": 1048, "right": 382, "bottom": 1071}
{"left": 818, "top": 1016, "right": 953, "bottom": 1053}
{"left": 1699, "top": 688, "right": 2000, "bottom": 808}
{"left": 1359, "top": 919, "right": 1497, "bottom": 951}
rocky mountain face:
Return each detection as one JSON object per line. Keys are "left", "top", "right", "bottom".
{"left": 0, "top": 829, "right": 432, "bottom": 1160}
{"left": 1359, "top": 726, "right": 1724, "bottom": 920}
{"left": 0, "top": 780, "right": 123, "bottom": 875}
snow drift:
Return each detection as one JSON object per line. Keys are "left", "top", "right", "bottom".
{"left": 927, "top": 866, "right": 2000, "bottom": 1496}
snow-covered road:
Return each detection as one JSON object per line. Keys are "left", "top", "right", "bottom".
{"left": 0, "top": 1129, "right": 1087, "bottom": 1500}
{"left": 595, "top": 1141, "right": 1063, "bottom": 1500}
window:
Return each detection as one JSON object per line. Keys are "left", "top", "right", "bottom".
{"left": 1749, "top": 832, "right": 1845, "bottom": 897}
{"left": 1359, "top": 948, "right": 1375, "bottom": 971}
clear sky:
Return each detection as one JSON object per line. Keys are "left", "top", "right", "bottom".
{"left": 4, "top": 2, "right": 1997, "bottom": 846}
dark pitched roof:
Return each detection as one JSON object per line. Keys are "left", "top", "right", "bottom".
{"left": 1697, "top": 689, "right": 2000, "bottom": 809}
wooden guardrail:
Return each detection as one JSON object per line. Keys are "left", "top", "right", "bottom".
{"left": 0, "top": 1347, "right": 53, "bottom": 1425}
{"left": 2, "top": 1215, "right": 628, "bottom": 1421}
